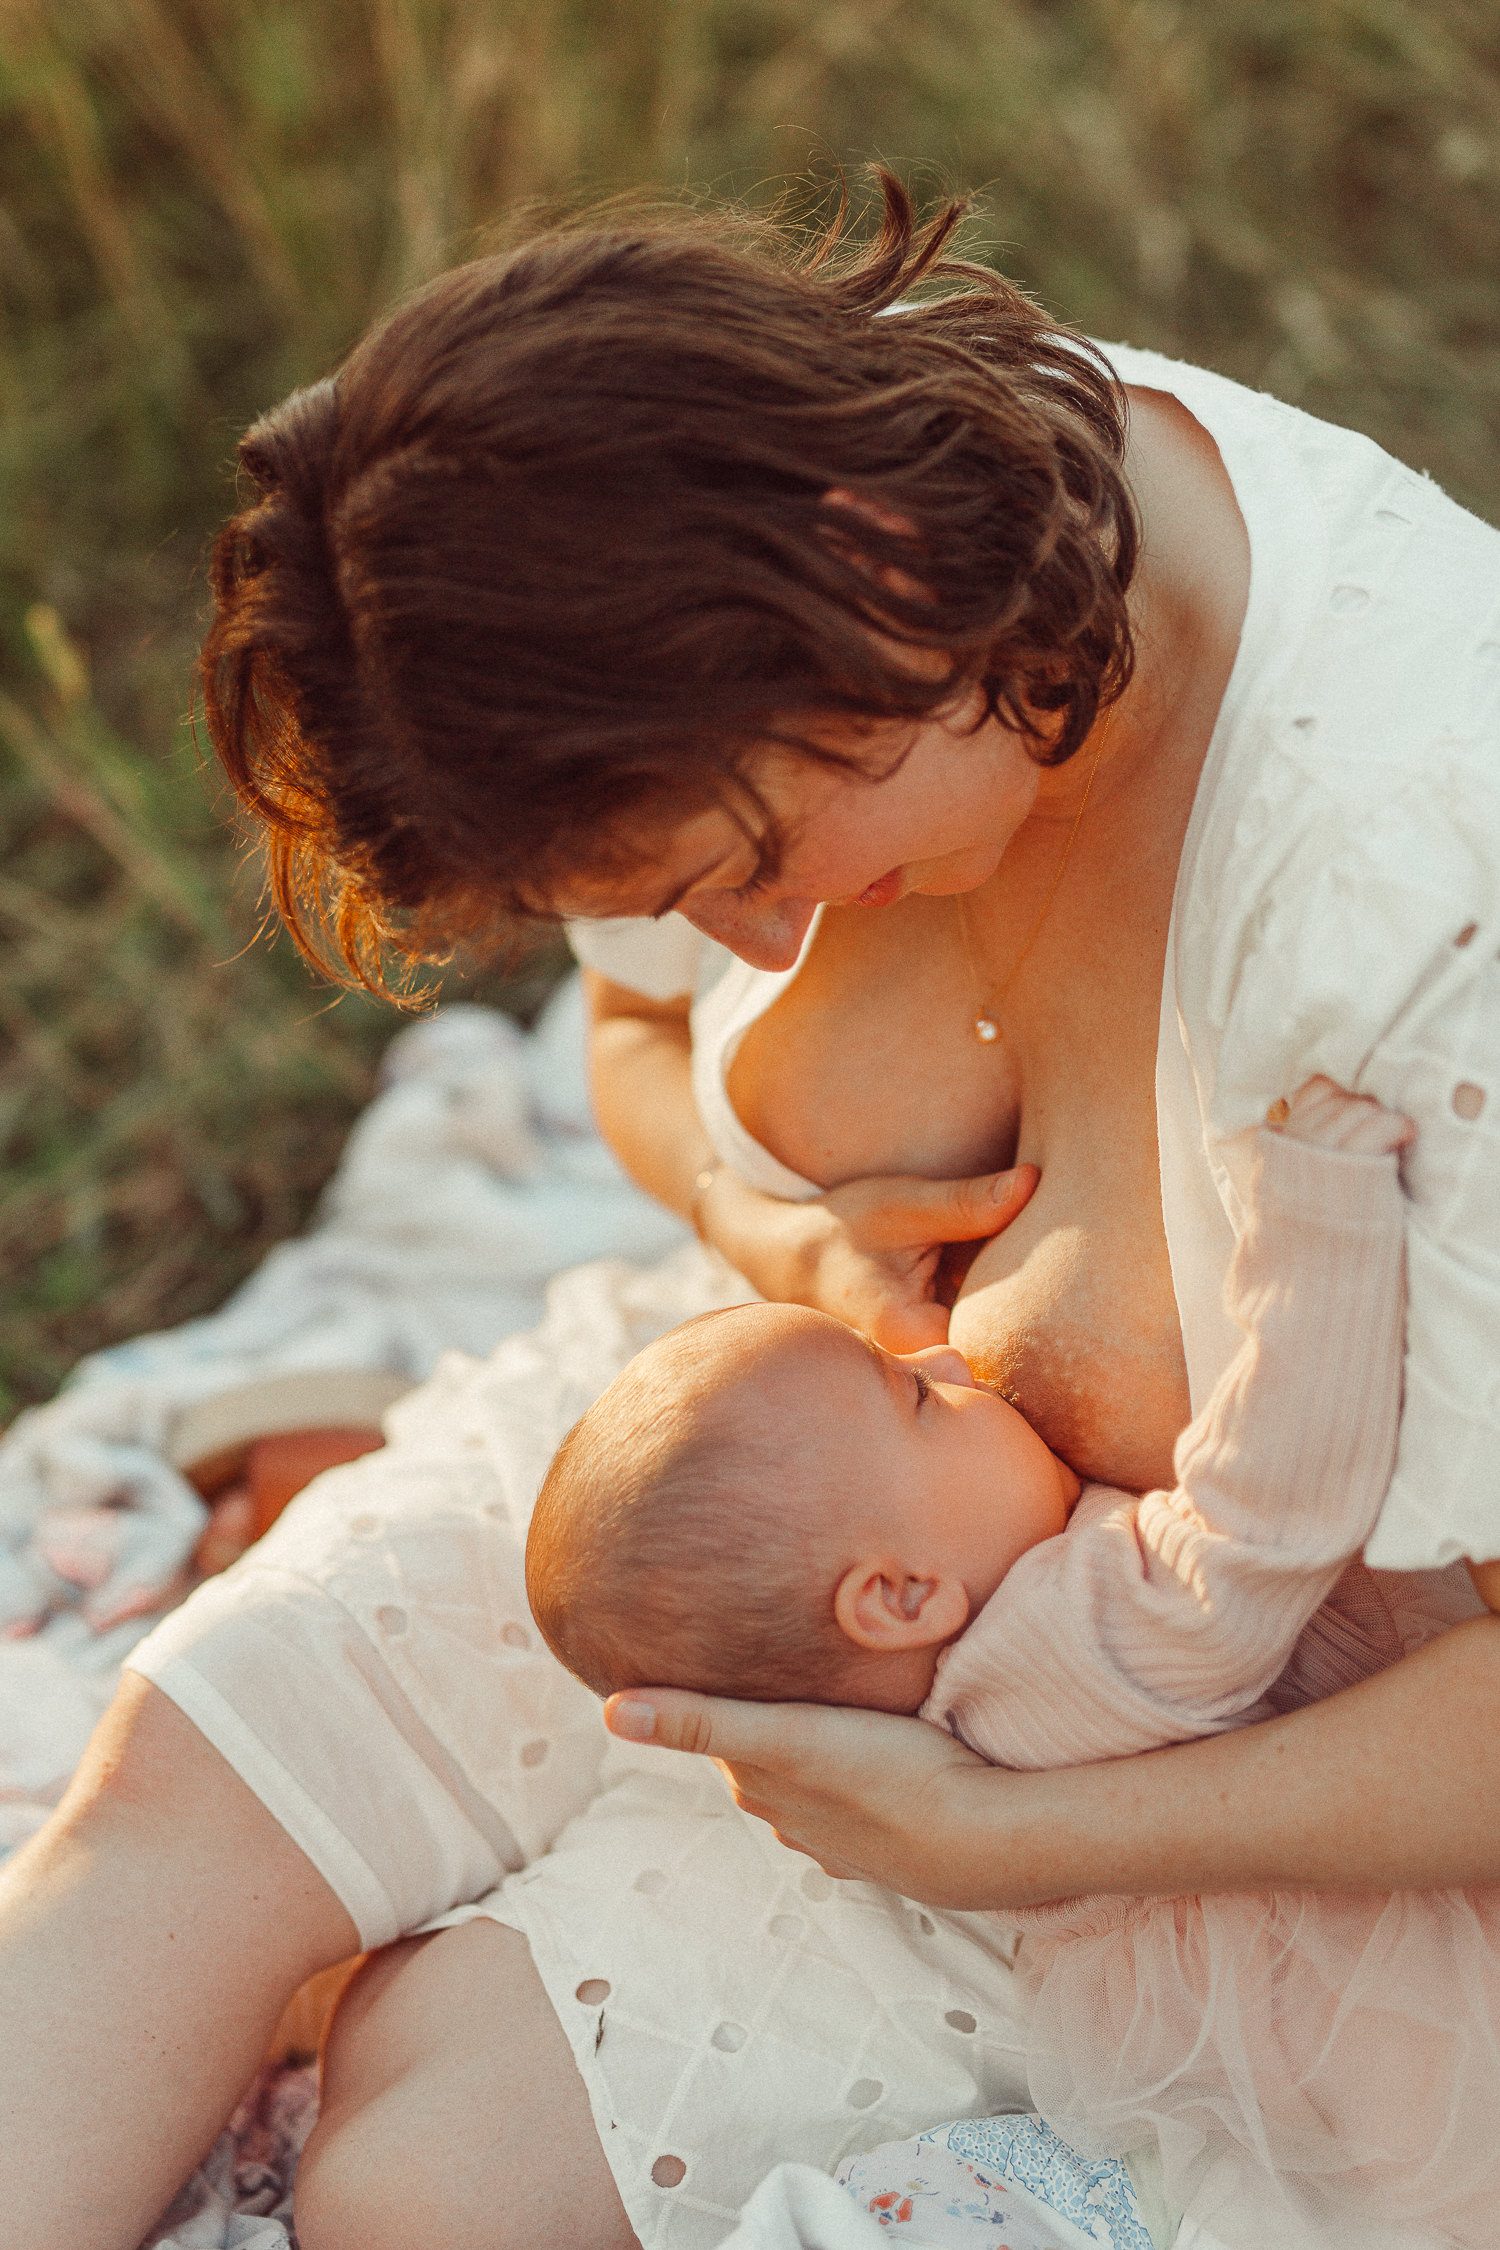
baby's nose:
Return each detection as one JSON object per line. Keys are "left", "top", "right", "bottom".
{"left": 901, "top": 1344, "right": 978, "bottom": 1390}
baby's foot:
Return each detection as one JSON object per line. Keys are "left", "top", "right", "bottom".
{"left": 1265, "top": 1074, "right": 1415, "bottom": 1156}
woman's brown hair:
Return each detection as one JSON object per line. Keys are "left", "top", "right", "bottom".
{"left": 200, "top": 173, "right": 1137, "bottom": 991}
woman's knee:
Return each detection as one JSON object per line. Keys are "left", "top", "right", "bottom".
{"left": 298, "top": 1922, "right": 639, "bottom": 2250}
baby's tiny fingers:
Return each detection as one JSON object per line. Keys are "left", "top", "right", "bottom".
{"left": 1273, "top": 1076, "right": 1414, "bottom": 1153}
{"left": 1330, "top": 1106, "right": 1416, "bottom": 1155}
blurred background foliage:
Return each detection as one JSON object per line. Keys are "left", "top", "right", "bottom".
{"left": 2, "top": 0, "right": 1499, "bottom": 1410}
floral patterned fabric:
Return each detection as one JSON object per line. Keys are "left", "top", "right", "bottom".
{"left": 837, "top": 2116, "right": 1158, "bottom": 2250}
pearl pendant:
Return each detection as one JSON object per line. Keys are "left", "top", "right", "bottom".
{"left": 974, "top": 1014, "right": 999, "bottom": 1044}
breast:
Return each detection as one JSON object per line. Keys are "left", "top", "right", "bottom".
{"left": 949, "top": 1168, "right": 1191, "bottom": 1494}
{"left": 726, "top": 894, "right": 1025, "bottom": 1186}
{"left": 724, "top": 898, "right": 1191, "bottom": 1493}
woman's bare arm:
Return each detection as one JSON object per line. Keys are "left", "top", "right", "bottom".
{"left": 608, "top": 1578, "right": 1500, "bottom": 1907}
{"left": 584, "top": 972, "right": 714, "bottom": 1216}
{"left": 584, "top": 971, "right": 1039, "bottom": 1348}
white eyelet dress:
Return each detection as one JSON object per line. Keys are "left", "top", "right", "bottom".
{"left": 126, "top": 345, "right": 1500, "bottom": 2248}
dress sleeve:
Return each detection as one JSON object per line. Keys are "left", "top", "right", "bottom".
{"left": 922, "top": 1130, "right": 1407, "bottom": 1770}
{"left": 565, "top": 913, "right": 709, "bottom": 1001}
{"left": 1174, "top": 721, "right": 1500, "bottom": 1574}
{"left": 1360, "top": 945, "right": 1500, "bottom": 1568}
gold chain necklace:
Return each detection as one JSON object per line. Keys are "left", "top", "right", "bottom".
{"left": 955, "top": 709, "right": 1115, "bottom": 1045}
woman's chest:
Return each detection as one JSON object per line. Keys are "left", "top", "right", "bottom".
{"left": 726, "top": 830, "right": 1193, "bottom": 1489}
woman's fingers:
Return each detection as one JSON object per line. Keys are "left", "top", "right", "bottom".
{"left": 605, "top": 1686, "right": 810, "bottom": 1762}
{"left": 838, "top": 1163, "right": 1040, "bottom": 1248}
{"left": 860, "top": 1299, "right": 954, "bottom": 1353}
{"left": 603, "top": 1688, "right": 1000, "bottom": 1902}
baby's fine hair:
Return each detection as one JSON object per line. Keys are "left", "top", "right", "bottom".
{"left": 525, "top": 1314, "right": 858, "bottom": 1704}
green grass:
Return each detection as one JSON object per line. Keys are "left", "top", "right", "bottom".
{"left": 2, "top": 0, "right": 1498, "bottom": 1411}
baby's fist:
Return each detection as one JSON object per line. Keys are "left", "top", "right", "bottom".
{"left": 1266, "top": 1075, "right": 1414, "bottom": 1157}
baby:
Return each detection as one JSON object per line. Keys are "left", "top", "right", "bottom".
{"left": 527, "top": 1076, "right": 1409, "bottom": 1749}
{"left": 528, "top": 1078, "right": 1500, "bottom": 2250}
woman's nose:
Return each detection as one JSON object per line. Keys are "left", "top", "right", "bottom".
{"left": 678, "top": 891, "right": 818, "bottom": 970}
{"left": 902, "top": 1344, "right": 979, "bottom": 1390}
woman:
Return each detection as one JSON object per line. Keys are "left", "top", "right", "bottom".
{"left": 2, "top": 179, "right": 1497, "bottom": 2250}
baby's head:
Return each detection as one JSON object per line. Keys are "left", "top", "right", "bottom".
{"left": 526, "top": 1304, "right": 1078, "bottom": 1714}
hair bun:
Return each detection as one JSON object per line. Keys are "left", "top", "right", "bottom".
{"left": 238, "top": 376, "right": 341, "bottom": 516}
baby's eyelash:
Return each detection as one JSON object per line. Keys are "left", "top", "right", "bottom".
{"left": 911, "top": 1367, "right": 932, "bottom": 1409}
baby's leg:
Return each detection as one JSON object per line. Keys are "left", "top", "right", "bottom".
{"left": 0, "top": 1672, "right": 357, "bottom": 2250}
{"left": 298, "top": 1921, "right": 639, "bottom": 2250}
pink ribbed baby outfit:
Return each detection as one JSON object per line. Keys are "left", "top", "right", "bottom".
{"left": 921, "top": 1128, "right": 1500, "bottom": 2250}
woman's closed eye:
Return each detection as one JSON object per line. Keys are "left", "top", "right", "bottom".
{"left": 911, "top": 1366, "right": 933, "bottom": 1411}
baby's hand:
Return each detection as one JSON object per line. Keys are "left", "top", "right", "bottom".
{"left": 1265, "top": 1075, "right": 1415, "bottom": 1157}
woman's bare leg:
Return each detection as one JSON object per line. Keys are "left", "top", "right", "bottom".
{"left": 299, "top": 1920, "right": 640, "bottom": 2250}
{"left": 0, "top": 1672, "right": 358, "bottom": 2250}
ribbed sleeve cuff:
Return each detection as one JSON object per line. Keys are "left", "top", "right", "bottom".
{"left": 1252, "top": 1127, "right": 1405, "bottom": 1231}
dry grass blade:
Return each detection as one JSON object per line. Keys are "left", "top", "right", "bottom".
{"left": 79, "top": 0, "right": 304, "bottom": 321}
{"left": 0, "top": 693, "right": 209, "bottom": 936}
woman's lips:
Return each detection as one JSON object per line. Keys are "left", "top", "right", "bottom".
{"left": 852, "top": 867, "right": 905, "bottom": 908}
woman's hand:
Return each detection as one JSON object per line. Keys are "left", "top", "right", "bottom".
{"left": 605, "top": 1688, "right": 1023, "bottom": 1906}
{"left": 582, "top": 972, "right": 1037, "bottom": 1350}
{"left": 608, "top": 1616, "right": 1500, "bottom": 1908}
{"left": 701, "top": 1162, "right": 1039, "bottom": 1352}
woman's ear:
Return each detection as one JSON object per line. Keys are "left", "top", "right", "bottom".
{"left": 833, "top": 1559, "right": 969, "bottom": 1652}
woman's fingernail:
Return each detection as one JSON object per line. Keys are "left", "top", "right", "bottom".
{"left": 992, "top": 1164, "right": 1033, "bottom": 1199}
{"left": 611, "top": 1698, "right": 657, "bottom": 1742}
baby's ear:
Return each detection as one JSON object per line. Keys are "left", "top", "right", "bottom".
{"left": 834, "top": 1561, "right": 969, "bottom": 1651}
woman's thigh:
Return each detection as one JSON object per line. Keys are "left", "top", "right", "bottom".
{"left": 0, "top": 1674, "right": 358, "bottom": 2250}
{"left": 298, "top": 1921, "right": 639, "bottom": 2250}
{"left": 429, "top": 1754, "right": 1036, "bottom": 2250}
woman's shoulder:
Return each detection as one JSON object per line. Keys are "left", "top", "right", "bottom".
{"left": 1105, "top": 341, "right": 1500, "bottom": 661}
{"left": 1153, "top": 355, "right": 1500, "bottom": 1137}
{"left": 1176, "top": 692, "right": 1500, "bottom": 1141}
